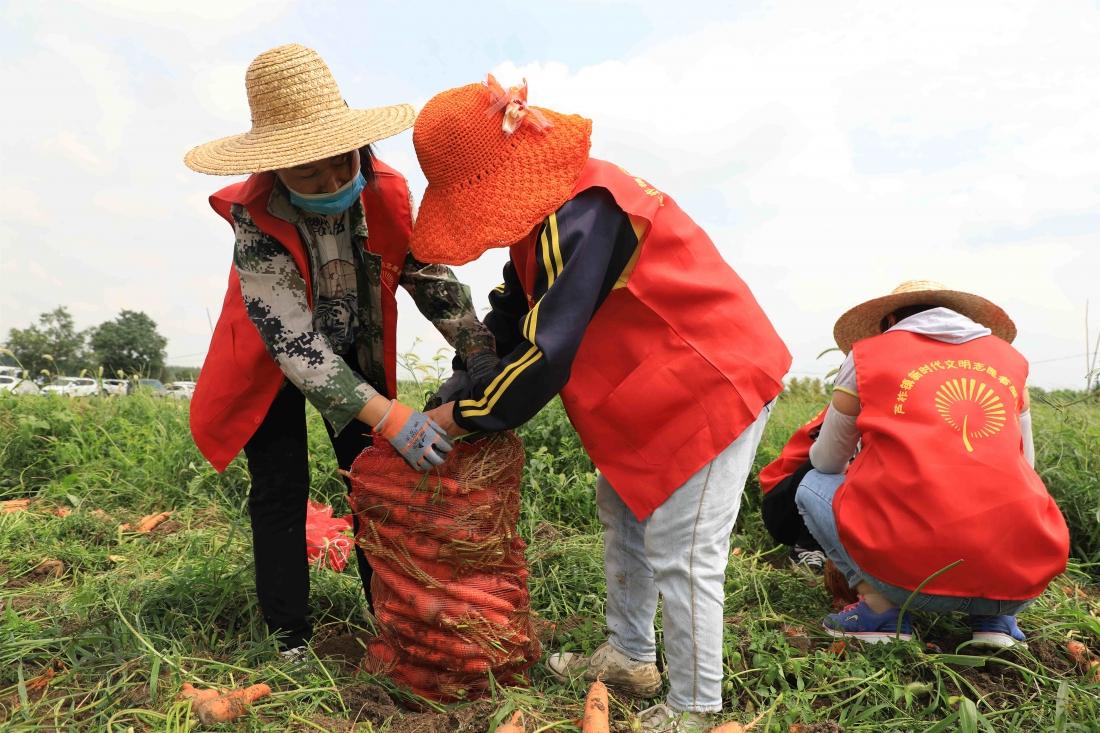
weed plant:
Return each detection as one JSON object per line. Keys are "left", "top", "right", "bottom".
{"left": 0, "top": 387, "right": 1097, "bottom": 731}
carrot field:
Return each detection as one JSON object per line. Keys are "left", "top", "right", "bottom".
{"left": 1, "top": 382, "right": 1098, "bottom": 732}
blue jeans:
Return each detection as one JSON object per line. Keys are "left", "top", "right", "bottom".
{"left": 795, "top": 470, "right": 1033, "bottom": 616}
{"left": 599, "top": 404, "right": 772, "bottom": 713}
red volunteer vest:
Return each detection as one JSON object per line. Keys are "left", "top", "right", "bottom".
{"left": 758, "top": 406, "right": 828, "bottom": 494}
{"left": 511, "top": 158, "right": 791, "bottom": 519}
{"left": 835, "top": 330, "right": 1069, "bottom": 599}
{"left": 190, "top": 160, "right": 413, "bottom": 471}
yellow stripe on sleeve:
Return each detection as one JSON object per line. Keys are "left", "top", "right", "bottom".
{"left": 548, "top": 212, "right": 564, "bottom": 276}
{"left": 833, "top": 385, "right": 859, "bottom": 398}
{"left": 460, "top": 349, "right": 544, "bottom": 417}
{"left": 458, "top": 345, "right": 541, "bottom": 410}
{"left": 612, "top": 215, "right": 646, "bottom": 290}
{"left": 522, "top": 300, "right": 541, "bottom": 342}
{"left": 540, "top": 226, "right": 556, "bottom": 288}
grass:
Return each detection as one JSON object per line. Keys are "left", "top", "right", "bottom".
{"left": 1, "top": 384, "right": 1098, "bottom": 731}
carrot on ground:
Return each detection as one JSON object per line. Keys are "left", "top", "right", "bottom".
{"left": 2, "top": 498, "right": 31, "bottom": 514}
{"left": 1067, "top": 640, "right": 1090, "bottom": 667}
{"left": 193, "top": 683, "right": 271, "bottom": 724}
{"left": 178, "top": 682, "right": 220, "bottom": 704}
{"left": 135, "top": 511, "right": 173, "bottom": 532}
{"left": 582, "top": 680, "right": 609, "bottom": 732}
{"left": 495, "top": 709, "right": 525, "bottom": 732}
{"left": 24, "top": 668, "right": 56, "bottom": 693}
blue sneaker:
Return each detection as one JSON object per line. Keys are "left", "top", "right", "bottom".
{"left": 968, "top": 615, "right": 1027, "bottom": 649}
{"left": 824, "top": 599, "right": 913, "bottom": 643}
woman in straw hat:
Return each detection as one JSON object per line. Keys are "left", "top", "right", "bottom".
{"left": 184, "top": 44, "right": 496, "bottom": 657}
{"left": 411, "top": 75, "right": 791, "bottom": 730}
{"left": 795, "top": 281, "right": 1068, "bottom": 647}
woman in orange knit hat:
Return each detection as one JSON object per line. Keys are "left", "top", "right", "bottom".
{"left": 412, "top": 75, "right": 791, "bottom": 731}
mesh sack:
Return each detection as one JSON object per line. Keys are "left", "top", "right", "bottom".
{"left": 348, "top": 431, "right": 539, "bottom": 701}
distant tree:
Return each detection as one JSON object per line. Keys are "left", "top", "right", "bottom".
{"left": 163, "top": 365, "right": 201, "bottom": 382}
{"left": 5, "top": 307, "right": 88, "bottom": 377}
{"left": 89, "top": 310, "right": 168, "bottom": 378}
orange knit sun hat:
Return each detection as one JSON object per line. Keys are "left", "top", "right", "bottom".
{"left": 410, "top": 75, "right": 592, "bottom": 265}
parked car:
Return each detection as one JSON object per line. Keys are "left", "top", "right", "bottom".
{"left": 41, "top": 376, "right": 100, "bottom": 397}
{"left": 100, "top": 378, "right": 131, "bottom": 396}
{"left": 165, "top": 381, "right": 196, "bottom": 400}
{"left": 135, "top": 378, "right": 169, "bottom": 397}
{"left": 0, "top": 374, "right": 40, "bottom": 395}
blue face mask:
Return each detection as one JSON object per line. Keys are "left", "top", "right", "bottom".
{"left": 287, "top": 171, "right": 366, "bottom": 215}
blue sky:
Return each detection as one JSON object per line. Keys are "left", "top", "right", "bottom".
{"left": 2, "top": 0, "right": 1098, "bottom": 388}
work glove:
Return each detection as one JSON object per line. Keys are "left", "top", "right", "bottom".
{"left": 464, "top": 350, "right": 501, "bottom": 390}
{"left": 423, "top": 351, "right": 500, "bottom": 410}
{"left": 375, "top": 399, "right": 453, "bottom": 471}
{"left": 423, "top": 370, "right": 469, "bottom": 411}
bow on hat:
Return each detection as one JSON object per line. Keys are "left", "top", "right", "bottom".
{"left": 485, "top": 74, "right": 553, "bottom": 135}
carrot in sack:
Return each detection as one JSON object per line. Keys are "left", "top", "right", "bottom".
{"left": 372, "top": 558, "right": 519, "bottom": 616}
{"left": 438, "top": 570, "right": 527, "bottom": 609}
{"left": 380, "top": 615, "right": 523, "bottom": 664}
{"left": 389, "top": 637, "right": 495, "bottom": 674}
{"left": 375, "top": 590, "right": 514, "bottom": 636}
{"left": 582, "top": 680, "right": 609, "bottom": 732}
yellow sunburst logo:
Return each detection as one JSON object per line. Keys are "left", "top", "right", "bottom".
{"left": 933, "top": 378, "right": 1007, "bottom": 453}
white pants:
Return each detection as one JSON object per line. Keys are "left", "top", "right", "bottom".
{"left": 597, "top": 405, "right": 771, "bottom": 712}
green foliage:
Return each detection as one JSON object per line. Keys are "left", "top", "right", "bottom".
{"left": 88, "top": 310, "right": 169, "bottom": 378}
{"left": 0, "top": 390, "right": 1098, "bottom": 730}
{"left": 4, "top": 306, "right": 87, "bottom": 377}
{"left": 162, "top": 365, "right": 201, "bottom": 383}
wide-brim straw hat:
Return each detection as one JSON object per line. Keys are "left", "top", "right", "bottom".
{"left": 409, "top": 77, "right": 592, "bottom": 265}
{"left": 184, "top": 44, "right": 415, "bottom": 175}
{"left": 834, "top": 279, "right": 1017, "bottom": 354}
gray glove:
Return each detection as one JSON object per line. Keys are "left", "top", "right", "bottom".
{"left": 375, "top": 400, "right": 453, "bottom": 471}
{"left": 424, "top": 370, "right": 472, "bottom": 411}
{"left": 465, "top": 350, "right": 501, "bottom": 389}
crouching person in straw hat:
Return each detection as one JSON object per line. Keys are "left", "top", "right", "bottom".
{"left": 411, "top": 75, "right": 792, "bottom": 730}
{"left": 796, "top": 281, "right": 1068, "bottom": 647}
{"left": 184, "top": 44, "right": 495, "bottom": 657}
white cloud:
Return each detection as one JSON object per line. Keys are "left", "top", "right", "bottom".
{"left": 483, "top": 0, "right": 1100, "bottom": 387}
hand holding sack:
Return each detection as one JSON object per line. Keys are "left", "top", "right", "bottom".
{"left": 375, "top": 399, "right": 453, "bottom": 470}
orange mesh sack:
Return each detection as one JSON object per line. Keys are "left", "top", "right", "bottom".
{"left": 348, "top": 431, "right": 539, "bottom": 701}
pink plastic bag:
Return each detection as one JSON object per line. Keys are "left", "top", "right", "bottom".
{"left": 305, "top": 499, "right": 353, "bottom": 572}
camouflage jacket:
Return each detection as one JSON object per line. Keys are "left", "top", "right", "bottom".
{"left": 232, "top": 183, "right": 493, "bottom": 433}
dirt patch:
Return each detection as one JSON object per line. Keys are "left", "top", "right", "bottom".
{"left": 531, "top": 521, "right": 563, "bottom": 544}
{"left": 314, "top": 632, "right": 371, "bottom": 673}
{"left": 385, "top": 699, "right": 495, "bottom": 733}
{"left": 4, "top": 559, "right": 66, "bottom": 589}
{"left": 534, "top": 613, "right": 599, "bottom": 645}
{"left": 149, "top": 519, "right": 183, "bottom": 537}
{"left": 337, "top": 682, "right": 496, "bottom": 733}
{"left": 1030, "top": 637, "right": 1079, "bottom": 675}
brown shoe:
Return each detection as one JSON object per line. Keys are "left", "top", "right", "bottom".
{"left": 545, "top": 641, "right": 662, "bottom": 697}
